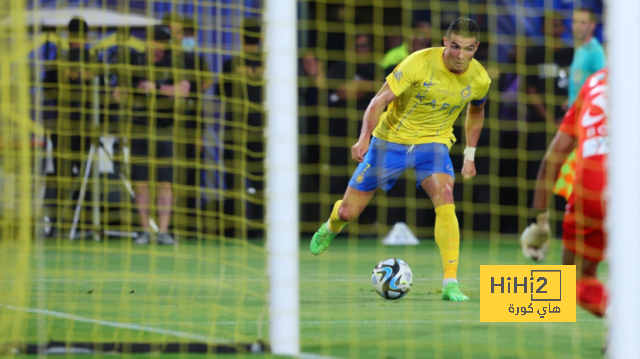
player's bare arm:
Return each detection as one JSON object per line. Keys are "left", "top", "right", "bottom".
{"left": 532, "top": 131, "right": 575, "bottom": 211}
{"left": 351, "top": 82, "right": 397, "bottom": 162}
{"left": 461, "top": 101, "right": 485, "bottom": 180}
{"left": 520, "top": 130, "right": 575, "bottom": 262}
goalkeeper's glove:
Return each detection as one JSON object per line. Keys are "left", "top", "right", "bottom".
{"left": 520, "top": 211, "right": 551, "bottom": 262}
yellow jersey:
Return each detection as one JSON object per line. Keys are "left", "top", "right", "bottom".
{"left": 373, "top": 47, "right": 491, "bottom": 148}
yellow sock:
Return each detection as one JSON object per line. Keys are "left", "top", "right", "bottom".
{"left": 434, "top": 204, "right": 460, "bottom": 281}
{"left": 327, "top": 200, "right": 348, "bottom": 233}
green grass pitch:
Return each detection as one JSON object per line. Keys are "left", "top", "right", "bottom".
{"left": 0, "top": 237, "right": 606, "bottom": 358}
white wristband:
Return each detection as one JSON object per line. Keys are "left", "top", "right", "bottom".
{"left": 464, "top": 147, "right": 476, "bottom": 161}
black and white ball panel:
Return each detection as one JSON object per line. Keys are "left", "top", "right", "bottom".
{"left": 371, "top": 258, "right": 413, "bottom": 300}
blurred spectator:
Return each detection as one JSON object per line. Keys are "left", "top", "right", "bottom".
{"left": 299, "top": 51, "right": 328, "bottom": 223}
{"left": 300, "top": 51, "right": 327, "bottom": 131}
{"left": 523, "top": 12, "right": 574, "bottom": 232}
{"left": 181, "top": 16, "right": 214, "bottom": 215}
{"left": 548, "top": 7, "right": 606, "bottom": 234}
{"left": 181, "top": 20, "right": 197, "bottom": 52}
{"left": 115, "top": 25, "right": 194, "bottom": 245}
{"left": 569, "top": 7, "right": 606, "bottom": 106}
{"left": 385, "top": 27, "right": 404, "bottom": 51}
{"left": 43, "top": 17, "right": 98, "bottom": 228}
{"left": 162, "top": 13, "right": 184, "bottom": 51}
{"left": 179, "top": 17, "right": 213, "bottom": 94}
{"left": 381, "top": 27, "right": 404, "bottom": 65}
{"left": 525, "top": 11, "right": 574, "bottom": 124}
{"left": 215, "top": 18, "right": 264, "bottom": 238}
{"left": 44, "top": 16, "right": 96, "bottom": 157}
{"left": 380, "top": 21, "right": 432, "bottom": 77}
{"left": 410, "top": 21, "right": 432, "bottom": 53}
{"left": 496, "top": 44, "right": 527, "bottom": 233}
{"left": 216, "top": 18, "right": 263, "bottom": 125}
{"left": 160, "top": 14, "right": 213, "bottom": 113}
{"left": 327, "top": 34, "right": 377, "bottom": 110}
{"left": 301, "top": 52, "right": 327, "bottom": 92}
{"left": 163, "top": 14, "right": 214, "bottom": 231}
{"left": 499, "top": 46, "right": 526, "bottom": 125}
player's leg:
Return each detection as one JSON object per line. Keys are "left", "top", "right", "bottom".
{"left": 310, "top": 137, "right": 404, "bottom": 255}
{"left": 330, "top": 186, "right": 376, "bottom": 232}
{"left": 562, "top": 214, "right": 607, "bottom": 317}
{"left": 565, "top": 249, "right": 607, "bottom": 317}
{"left": 576, "top": 258, "right": 607, "bottom": 317}
{"left": 310, "top": 186, "right": 376, "bottom": 255}
{"left": 420, "top": 173, "right": 467, "bottom": 301}
{"left": 417, "top": 143, "right": 467, "bottom": 301}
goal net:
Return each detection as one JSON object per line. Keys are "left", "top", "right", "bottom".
{"left": 0, "top": 0, "right": 272, "bottom": 355}
{"left": 0, "top": 0, "right": 622, "bottom": 357}
{"left": 297, "top": 0, "right": 608, "bottom": 357}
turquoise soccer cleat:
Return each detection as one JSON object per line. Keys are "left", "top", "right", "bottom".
{"left": 310, "top": 223, "right": 338, "bottom": 255}
{"left": 442, "top": 282, "right": 469, "bottom": 301}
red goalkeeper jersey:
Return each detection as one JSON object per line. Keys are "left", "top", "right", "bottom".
{"left": 558, "top": 69, "right": 607, "bottom": 209}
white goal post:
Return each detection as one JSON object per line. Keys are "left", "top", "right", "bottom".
{"left": 607, "top": 0, "right": 640, "bottom": 358}
{"left": 265, "top": 0, "right": 299, "bottom": 355}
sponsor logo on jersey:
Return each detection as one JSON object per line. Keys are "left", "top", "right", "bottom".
{"left": 581, "top": 84, "right": 607, "bottom": 127}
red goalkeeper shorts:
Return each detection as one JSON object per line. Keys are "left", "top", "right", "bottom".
{"left": 562, "top": 193, "right": 606, "bottom": 262}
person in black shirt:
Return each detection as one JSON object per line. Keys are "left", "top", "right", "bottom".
{"left": 43, "top": 17, "right": 97, "bottom": 228}
{"left": 161, "top": 14, "right": 213, "bottom": 109}
{"left": 215, "top": 18, "right": 264, "bottom": 238}
{"left": 181, "top": 18, "right": 213, "bottom": 221}
{"left": 44, "top": 17, "right": 97, "bottom": 121}
{"left": 299, "top": 52, "right": 328, "bottom": 224}
{"left": 161, "top": 14, "right": 214, "bottom": 234}
{"left": 217, "top": 19, "right": 263, "bottom": 120}
{"left": 327, "top": 34, "right": 377, "bottom": 111}
{"left": 44, "top": 17, "right": 96, "bottom": 160}
{"left": 525, "top": 13, "right": 574, "bottom": 124}
{"left": 115, "top": 25, "right": 194, "bottom": 245}
{"left": 523, "top": 12, "right": 574, "bottom": 231}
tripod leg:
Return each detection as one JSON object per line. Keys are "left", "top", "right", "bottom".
{"left": 110, "top": 140, "right": 159, "bottom": 233}
{"left": 92, "top": 138, "right": 100, "bottom": 241}
{"left": 119, "top": 172, "right": 159, "bottom": 233}
{"left": 69, "top": 144, "right": 95, "bottom": 240}
{"left": 91, "top": 76, "right": 101, "bottom": 241}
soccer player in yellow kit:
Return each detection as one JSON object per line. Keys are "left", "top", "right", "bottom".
{"left": 310, "top": 18, "right": 491, "bottom": 301}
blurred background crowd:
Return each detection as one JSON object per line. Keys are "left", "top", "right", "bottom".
{"left": 22, "top": 0, "right": 604, "bottom": 241}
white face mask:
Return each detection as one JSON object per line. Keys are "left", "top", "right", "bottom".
{"left": 182, "top": 37, "right": 196, "bottom": 52}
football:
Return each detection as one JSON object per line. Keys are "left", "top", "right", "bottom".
{"left": 371, "top": 258, "right": 413, "bottom": 299}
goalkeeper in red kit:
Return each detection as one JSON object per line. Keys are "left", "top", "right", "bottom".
{"left": 521, "top": 69, "right": 608, "bottom": 317}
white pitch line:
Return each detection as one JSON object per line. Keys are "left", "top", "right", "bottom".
{"left": 299, "top": 352, "right": 343, "bottom": 359}
{"left": 0, "top": 277, "right": 481, "bottom": 283}
{"left": 1, "top": 304, "right": 345, "bottom": 359}
{"left": 0, "top": 304, "right": 231, "bottom": 344}
{"left": 0, "top": 304, "right": 600, "bottom": 359}
{"left": 137, "top": 318, "right": 602, "bottom": 326}
{"left": 0, "top": 305, "right": 345, "bottom": 359}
